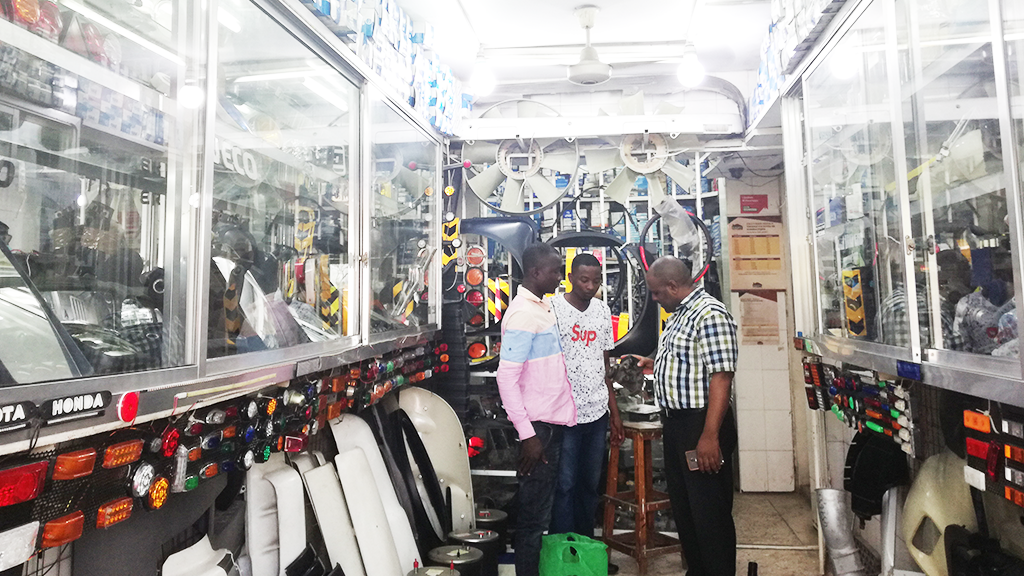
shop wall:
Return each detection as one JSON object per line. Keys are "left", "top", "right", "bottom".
{"left": 721, "top": 174, "right": 803, "bottom": 492}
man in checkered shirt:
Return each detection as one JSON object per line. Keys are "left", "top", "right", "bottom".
{"left": 635, "top": 256, "right": 738, "bottom": 576}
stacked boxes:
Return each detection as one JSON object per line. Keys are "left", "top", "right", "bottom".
{"left": 748, "top": 0, "right": 847, "bottom": 127}
{"left": 77, "top": 78, "right": 168, "bottom": 145}
{"left": 300, "top": 0, "right": 464, "bottom": 135}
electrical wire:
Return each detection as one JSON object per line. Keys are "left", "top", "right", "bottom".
{"left": 732, "top": 153, "right": 784, "bottom": 179}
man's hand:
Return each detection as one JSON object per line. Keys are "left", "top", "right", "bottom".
{"left": 695, "top": 432, "right": 723, "bottom": 473}
{"left": 518, "top": 436, "right": 547, "bottom": 476}
{"left": 610, "top": 409, "right": 625, "bottom": 446}
{"left": 627, "top": 354, "right": 654, "bottom": 374}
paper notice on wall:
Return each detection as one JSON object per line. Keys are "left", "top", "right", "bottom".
{"left": 728, "top": 216, "right": 786, "bottom": 290}
{"left": 738, "top": 291, "right": 781, "bottom": 345}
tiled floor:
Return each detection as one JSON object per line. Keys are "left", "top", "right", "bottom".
{"left": 611, "top": 492, "right": 821, "bottom": 576}
{"left": 498, "top": 492, "right": 821, "bottom": 575}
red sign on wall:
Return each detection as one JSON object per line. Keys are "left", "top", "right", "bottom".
{"left": 740, "top": 194, "right": 769, "bottom": 214}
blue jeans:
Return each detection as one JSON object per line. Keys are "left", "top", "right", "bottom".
{"left": 550, "top": 412, "right": 609, "bottom": 537}
{"left": 515, "top": 421, "right": 564, "bottom": 576}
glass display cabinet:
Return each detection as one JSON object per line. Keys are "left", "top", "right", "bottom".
{"left": 788, "top": 0, "right": 1024, "bottom": 401}
{"left": 367, "top": 91, "right": 440, "bottom": 340}
{"left": 0, "top": 0, "right": 444, "bottom": 451}
{"left": 0, "top": 0, "right": 205, "bottom": 383}
{"left": 205, "top": 0, "right": 361, "bottom": 365}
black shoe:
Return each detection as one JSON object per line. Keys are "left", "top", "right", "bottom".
{"left": 608, "top": 562, "right": 619, "bottom": 575}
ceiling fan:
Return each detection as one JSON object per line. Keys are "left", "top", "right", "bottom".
{"left": 567, "top": 5, "right": 611, "bottom": 86}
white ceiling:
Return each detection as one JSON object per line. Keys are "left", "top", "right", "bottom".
{"left": 399, "top": 0, "right": 774, "bottom": 104}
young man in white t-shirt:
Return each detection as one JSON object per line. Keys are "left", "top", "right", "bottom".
{"left": 550, "top": 253, "right": 625, "bottom": 542}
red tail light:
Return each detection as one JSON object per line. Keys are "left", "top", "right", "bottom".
{"left": 0, "top": 462, "right": 48, "bottom": 507}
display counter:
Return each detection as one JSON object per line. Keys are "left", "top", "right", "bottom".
{"left": 786, "top": 0, "right": 1024, "bottom": 404}
{"left": 0, "top": 0, "right": 442, "bottom": 452}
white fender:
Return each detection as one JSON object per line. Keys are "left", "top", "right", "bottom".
{"left": 246, "top": 453, "right": 305, "bottom": 576}
{"left": 399, "top": 386, "right": 476, "bottom": 532}
{"left": 335, "top": 448, "right": 403, "bottom": 576}
{"left": 301, "top": 462, "right": 366, "bottom": 576}
{"left": 266, "top": 466, "right": 305, "bottom": 573}
{"left": 330, "top": 415, "right": 421, "bottom": 570}
{"left": 289, "top": 452, "right": 320, "bottom": 476}
{"left": 902, "top": 450, "right": 977, "bottom": 576}
{"left": 162, "top": 535, "right": 232, "bottom": 576}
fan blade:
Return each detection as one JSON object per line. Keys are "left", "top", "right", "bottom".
{"left": 654, "top": 101, "right": 684, "bottom": 115}
{"left": 461, "top": 142, "right": 499, "bottom": 165}
{"left": 540, "top": 150, "right": 578, "bottom": 175}
{"left": 533, "top": 137, "right": 559, "bottom": 150}
{"left": 662, "top": 159, "right": 696, "bottom": 190}
{"left": 526, "top": 175, "right": 562, "bottom": 206}
{"left": 604, "top": 168, "right": 637, "bottom": 204}
{"left": 584, "top": 148, "right": 622, "bottom": 173}
{"left": 517, "top": 100, "right": 552, "bottom": 119}
{"left": 648, "top": 172, "right": 667, "bottom": 205}
{"left": 620, "top": 91, "right": 645, "bottom": 116}
{"left": 468, "top": 165, "right": 507, "bottom": 201}
{"left": 500, "top": 180, "right": 527, "bottom": 212}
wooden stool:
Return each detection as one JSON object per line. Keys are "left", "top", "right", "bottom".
{"left": 602, "top": 420, "right": 681, "bottom": 574}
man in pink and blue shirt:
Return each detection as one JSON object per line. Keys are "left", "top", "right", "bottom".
{"left": 497, "top": 243, "right": 576, "bottom": 576}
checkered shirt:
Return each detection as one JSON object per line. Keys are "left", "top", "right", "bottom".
{"left": 653, "top": 287, "right": 738, "bottom": 410}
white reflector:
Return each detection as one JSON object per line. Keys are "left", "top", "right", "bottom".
{"left": 0, "top": 522, "right": 39, "bottom": 571}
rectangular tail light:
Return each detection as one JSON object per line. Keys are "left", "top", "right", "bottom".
{"left": 102, "top": 440, "right": 144, "bottom": 469}
{"left": 96, "top": 497, "right": 133, "bottom": 528}
{"left": 0, "top": 461, "right": 48, "bottom": 507}
{"left": 53, "top": 448, "right": 97, "bottom": 480}
{"left": 42, "top": 511, "right": 84, "bottom": 548}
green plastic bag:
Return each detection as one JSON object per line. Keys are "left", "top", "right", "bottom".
{"left": 539, "top": 532, "right": 608, "bottom": 576}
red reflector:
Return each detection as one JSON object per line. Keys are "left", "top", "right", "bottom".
{"left": 284, "top": 435, "right": 307, "bottom": 452}
{"left": 117, "top": 392, "right": 140, "bottom": 423}
{"left": 988, "top": 441, "right": 1002, "bottom": 480}
{"left": 53, "top": 448, "right": 97, "bottom": 480}
{"left": 42, "top": 511, "right": 84, "bottom": 548}
{"left": 964, "top": 411, "right": 991, "bottom": 434}
{"left": 966, "top": 437, "right": 988, "bottom": 460}
{"left": 224, "top": 406, "right": 238, "bottom": 418}
{"left": 0, "top": 461, "right": 48, "bottom": 507}
{"left": 103, "top": 439, "right": 144, "bottom": 468}
{"left": 96, "top": 497, "right": 133, "bottom": 528}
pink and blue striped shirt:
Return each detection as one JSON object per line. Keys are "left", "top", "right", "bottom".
{"left": 497, "top": 287, "right": 577, "bottom": 440}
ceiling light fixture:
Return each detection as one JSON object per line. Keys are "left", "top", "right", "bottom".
{"left": 677, "top": 43, "right": 705, "bottom": 88}
{"left": 567, "top": 6, "right": 611, "bottom": 86}
{"left": 468, "top": 61, "right": 496, "bottom": 98}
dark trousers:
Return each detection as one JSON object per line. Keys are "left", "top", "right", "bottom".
{"left": 550, "top": 412, "right": 609, "bottom": 537}
{"left": 515, "top": 421, "right": 564, "bottom": 576}
{"left": 662, "top": 407, "right": 737, "bottom": 576}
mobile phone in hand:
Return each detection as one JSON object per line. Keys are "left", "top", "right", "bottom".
{"left": 685, "top": 450, "right": 699, "bottom": 471}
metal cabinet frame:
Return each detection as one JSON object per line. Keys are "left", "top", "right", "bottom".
{"left": 782, "top": 0, "right": 1024, "bottom": 407}
{"left": 0, "top": 0, "right": 443, "bottom": 455}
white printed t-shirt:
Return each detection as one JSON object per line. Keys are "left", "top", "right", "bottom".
{"left": 551, "top": 294, "right": 615, "bottom": 424}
